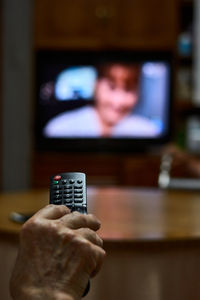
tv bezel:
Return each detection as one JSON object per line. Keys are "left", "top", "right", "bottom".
{"left": 34, "top": 49, "right": 174, "bottom": 153}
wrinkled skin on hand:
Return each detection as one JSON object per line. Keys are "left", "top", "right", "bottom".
{"left": 10, "top": 205, "right": 106, "bottom": 300}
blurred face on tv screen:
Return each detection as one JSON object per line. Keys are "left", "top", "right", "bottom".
{"left": 95, "top": 64, "right": 139, "bottom": 127}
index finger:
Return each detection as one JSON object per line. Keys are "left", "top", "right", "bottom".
{"left": 33, "top": 204, "right": 71, "bottom": 220}
{"left": 60, "top": 212, "right": 101, "bottom": 231}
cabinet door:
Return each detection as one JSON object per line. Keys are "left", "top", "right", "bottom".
{"left": 111, "top": 0, "right": 178, "bottom": 49}
{"left": 35, "top": 0, "right": 178, "bottom": 50}
{"left": 35, "top": 0, "right": 114, "bottom": 48}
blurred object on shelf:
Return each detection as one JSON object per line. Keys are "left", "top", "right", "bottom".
{"left": 192, "top": 0, "right": 200, "bottom": 104}
{"left": 174, "top": 125, "right": 187, "bottom": 149}
{"left": 161, "top": 143, "right": 200, "bottom": 177}
{"left": 186, "top": 116, "right": 200, "bottom": 154}
{"left": 158, "top": 144, "right": 200, "bottom": 190}
{"left": 158, "top": 153, "right": 172, "bottom": 188}
{"left": 177, "top": 31, "right": 193, "bottom": 57}
{"left": 176, "top": 66, "right": 193, "bottom": 101}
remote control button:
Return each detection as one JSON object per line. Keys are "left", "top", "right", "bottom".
{"left": 53, "top": 199, "right": 62, "bottom": 204}
{"left": 54, "top": 190, "right": 61, "bottom": 195}
{"left": 77, "top": 180, "right": 82, "bottom": 184}
{"left": 53, "top": 185, "right": 61, "bottom": 190}
{"left": 74, "top": 193, "right": 83, "bottom": 198}
{"left": 74, "top": 189, "right": 83, "bottom": 193}
{"left": 74, "top": 193, "right": 83, "bottom": 197}
{"left": 74, "top": 199, "right": 83, "bottom": 203}
{"left": 74, "top": 206, "right": 83, "bottom": 212}
{"left": 74, "top": 185, "right": 83, "bottom": 189}
{"left": 53, "top": 175, "right": 61, "bottom": 181}
{"left": 64, "top": 199, "right": 72, "bottom": 204}
{"left": 53, "top": 180, "right": 59, "bottom": 184}
{"left": 54, "top": 195, "right": 62, "bottom": 200}
{"left": 64, "top": 190, "right": 72, "bottom": 194}
{"left": 64, "top": 185, "right": 72, "bottom": 189}
{"left": 69, "top": 179, "right": 75, "bottom": 184}
{"left": 62, "top": 179, "right": 67, "bottom": 184}
{"left": 64, "top": 194, "right": 73, "bottom": 199}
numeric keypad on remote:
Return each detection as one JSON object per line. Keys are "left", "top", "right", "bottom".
{"left": 50, "top": 172, "right": 87, "bottom": 214}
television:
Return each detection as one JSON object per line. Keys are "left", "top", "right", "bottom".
{"left": 35, "top": 50, "right": 173, "bottom": 153}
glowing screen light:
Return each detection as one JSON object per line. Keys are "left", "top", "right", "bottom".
{"left": 55, "top": 66, "right": 97, "bottom": 100}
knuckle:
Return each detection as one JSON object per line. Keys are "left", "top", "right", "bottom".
{"left": 49, "top": 204, "right": 70, "bottom": 214}
{"left": 72, "top": 235, "right": 91, "bottom": 252}
{"left": 21, "top": 217, "right": 47, "bottom": 237}
{"left": 95, "top": 234, "right": 103, "bottom": 247}
{"left": 20, "top": 218, "right": 39, "bottom": 238}
{"left": 83, "top": 228, "right": 103, "bottom": 246}
{"left": 71, "top": 211, "right": 81, "bottom": 216}
{"left": 79, "top": 240, "right": 93, "bottom": 258}
{"left": 60, "top": 229, "right": 93, "bottom": 255}
{"left": 72, "top": 211, "right": 83, "bottom": 218}
{"left": 99, "top": 248, "right": 106, "bottom": 260}
{"left": 81, "top": 239, "right": 93, "bottom": 254}
{"left": 88, "top": 213, "right": 100, "bottom": 222}
{"left": 83, "top": 227, "right": 92, "bottom": 235}
{"left": 72, "top": 211, "right": 87, "bottom": 224}
{"left": 60, "top": 228, "right": 76, "bottom": 243}
{"left": 46, "top": 204, "right": 54, "bottom": 209}
{"left": 87, "top": 213, "right": 96, "bottom": 220}
{"left": 47, "top": 221, "right": 60, "bottom": 233}
{"left": 58, "top": 204, "right": 71, "bottom": 213}
{"left": 21, "top": 217, "right": 38, "bottom": 232}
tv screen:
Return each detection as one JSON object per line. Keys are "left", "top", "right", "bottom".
{"left": 35, "top": 50, "right": 173, "bottom": 152}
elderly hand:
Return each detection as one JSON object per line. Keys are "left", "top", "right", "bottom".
{"left": 10, "top": 205, "right": 106, "bottom": 300}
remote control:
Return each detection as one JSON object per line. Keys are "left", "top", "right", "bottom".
{"left": 50, "top": 172, "right": 87, "bottom": 214}
{"left": 50, "top": 172, "right": 89, "bottom": 297}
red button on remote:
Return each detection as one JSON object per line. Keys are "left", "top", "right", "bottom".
{"left": 53, "top": 175, "right": 61, "bottom": 180}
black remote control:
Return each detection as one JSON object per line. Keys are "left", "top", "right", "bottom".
{"left": 50, "top": 172, "right": 89, "bottom": 297}
{"left": 50, "top": 172, "right": 87, "bottom": 214}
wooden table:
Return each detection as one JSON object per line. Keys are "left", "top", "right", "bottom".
{"left": 1, "top": 187, "right": 200, "bottom": 300}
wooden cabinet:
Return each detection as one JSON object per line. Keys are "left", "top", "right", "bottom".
{"left": 109, "top": 0, "right": 178, "bottom": 49}
{"left": 33, "top": 0, "right": 180, "bottom": 188}
{"left": 34, "top": 0, "right": 178, "bottom": 49}
{"left": 34, "top": 0, "right": 110, "bottom": 48}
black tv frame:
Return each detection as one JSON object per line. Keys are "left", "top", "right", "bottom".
{"left": 34, "top": 49, "right": 174, "bottom": 154}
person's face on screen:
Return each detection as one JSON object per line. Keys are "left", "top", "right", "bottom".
{"left": 95, "top": 64, "right": 139, "bottom": 126}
